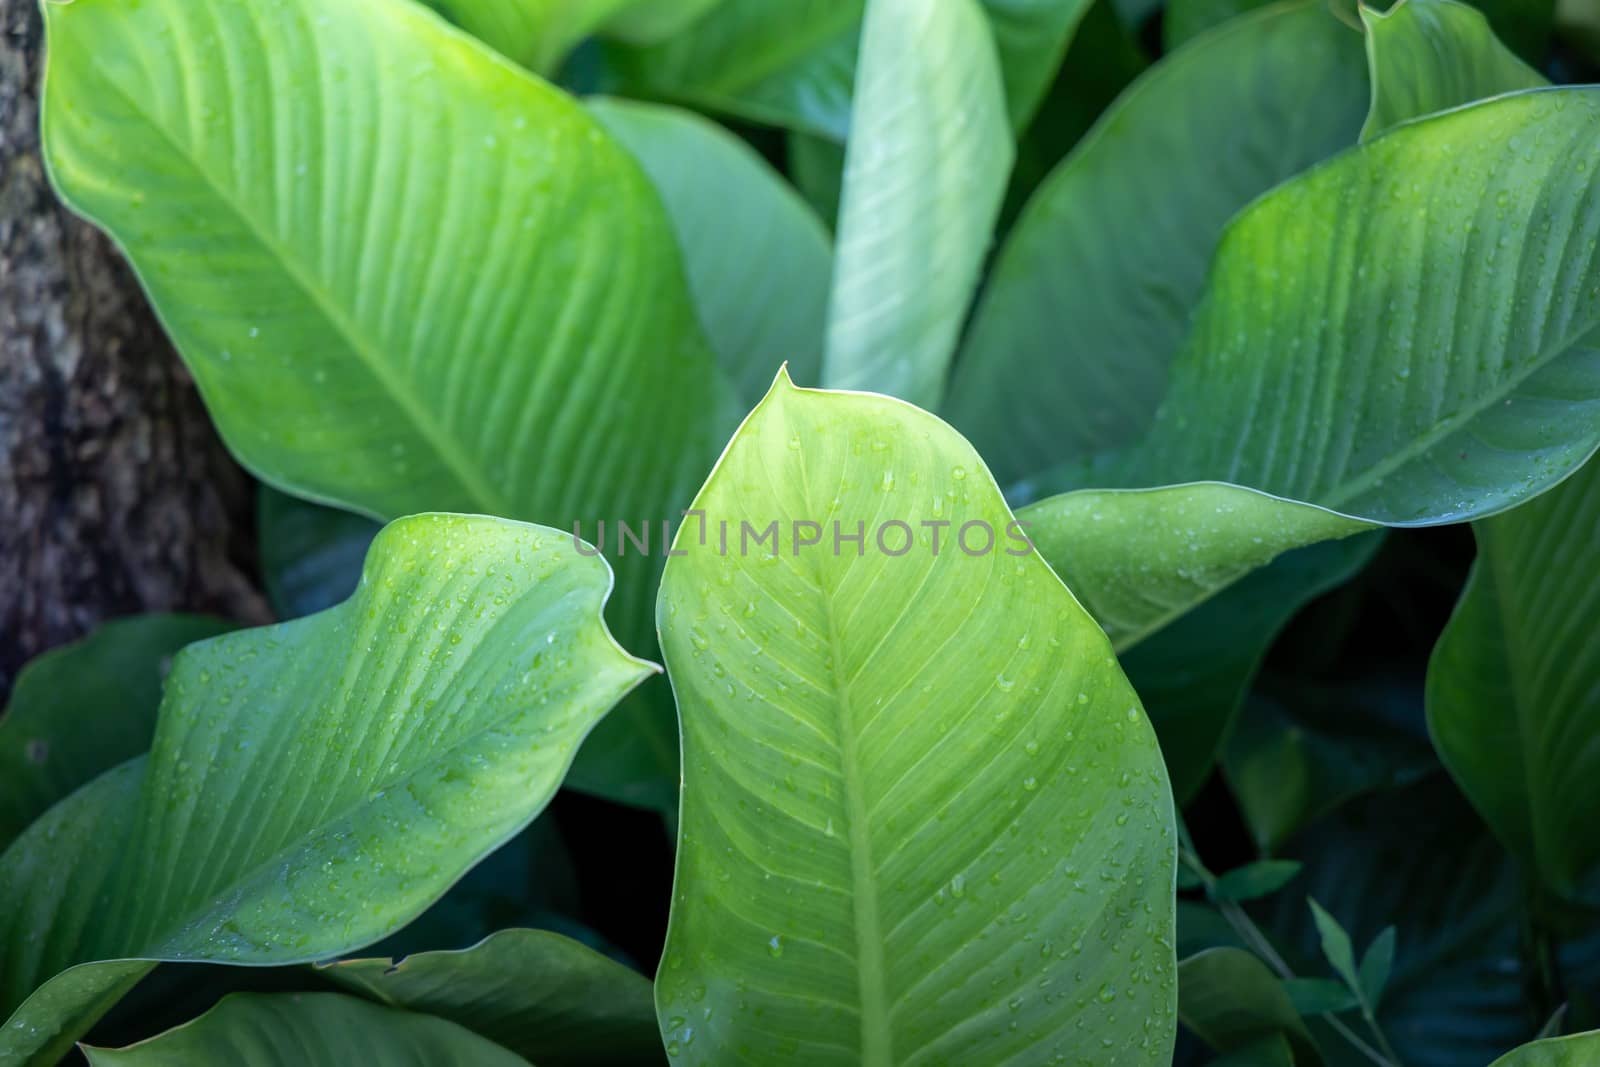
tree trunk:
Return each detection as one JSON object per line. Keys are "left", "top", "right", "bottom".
{"left": 0, "top": 0, "right": 269, "bottom": 697}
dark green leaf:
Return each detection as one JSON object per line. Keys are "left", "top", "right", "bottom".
{"left": 257, "top": 488, "right": 378, "bottom": 620}
{"left": 1308, "top": 899, "right": 1361, "bottom": 993}
{"left": 1358, "top": 927, "right": 1398, "bottom": 1008}
{"left": 1215, "top": 861, "right": 1304, "bottom": 903}
{"left": 1282, "top": 978, "right": 1359, "bottom": 1017}
{"left": 1178, "top": 947, "right": 1316, "bottom": 1061}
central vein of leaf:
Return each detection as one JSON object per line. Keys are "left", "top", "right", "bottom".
{"left": 826, "top": 605, "right": 893, "bottom": 1065}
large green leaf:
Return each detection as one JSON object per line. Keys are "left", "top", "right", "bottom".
{"left": 1491, "top": 1033, "right": 1600, "bottom": 1066}
{"left": 948, "top": 0, "right": 1369, "bottom": 489}
{"left": 980, "top": 0, "right": 1097, "bottom": 130}
{"left": 655, "top": 372, "right": 1177, "bottom": 1064}
{"left": 1360, "top": 0, "right": 1545, "bottom": 141}
{"left": 821, "top": 0, "right": 1012, "bottom": 409}
{"left": 1427, "top": 456, "right": 1600, "bottom": 895}
{"left": 1121, "top": 87, "right": 1600, "bottom": 524}
{"left": 1161, "top": 0, "right": 1277, "bottom": 49}
{"left": 587, "top": 97, "right": 832, "bottom": 401}
{"left": 322, "top": 929, "right": 662, "bottom": 1066}
{"left": 83, "top": 993, "right": 528, "bottom": 1067}
{"left": 0, "top": 614, "right": 232, "bottom": 850}
{"left": 41, "top": 0, "right": 735, "bottom": 804}
{"left": 417, "top": 0, "right": 632, "bottom": 72}
{"left": 0, "top": 514, "right": 651, "bottom": 1064}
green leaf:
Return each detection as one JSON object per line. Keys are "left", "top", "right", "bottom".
{"left": 587, "top": 97, "right": 832, "bottom": 402}
{"left": 1162, "top": 0, "right": 1277, "bottom": 49}
{"left": 1358, "top": 927, "right": 1397, "bottom": 1008}
{"left": 1177, "top": 947, "right": 1315, "bottom": 1060}
{"left": 321, "top": 929, "right": 662, "bottom": 1067}
{"left": 1021, "top": 484, "right": 1373, "bottom": 652}
{"left": 821, "top": 0, "right": 1011, "bottom": 410}
{"left": 0, "top": 514, "right": 652, "bottom": 1064}
{"left": 787, "top": 131, "right": 845, "bottom": 230}
{"left": 82, "top": 993, "right": 528, "bottom": 1067}
{"left": 1307, "top": 899, "right": 1361, "bottom": 993}
{"left": 1282, "top": 978, "right": 1359, "bottom": 1016}
{"left": 258, "top": 487, "right": 379, "bottom": 620}
{"left": 655, "top": 371, "right": 1177, "bottom": 1064}
{"left": 600, "top": 0, "right": 725, "bottom": 46}
{"left": 1121, "top": 87, "right": 1600, "bottom": 525}
{"left": 1214, "top": 861, "right": 1304, "bottom": 903}
{"left": 1427, "top": 455, "right": 1600, "bottom": 895}
{"left": 948, "top": 0, "right": 1368, "bottom": 488}
{"left": 417, "top": 0, "right": 632, "bottom": 72}
{"left": 603, "top": 0, "right": 864, "bottom": 140}
{"left": 1361, "top": 0, "right": 1546, "bottom": 141}
{"left": 0, "top": 614, "right": 233, "bottom": 851}
{"left": 41, "top": 0, "right": 736, "bottom": 804}
{"left": 1491, "top": 1033, "right": 1600, "bottom": 1066}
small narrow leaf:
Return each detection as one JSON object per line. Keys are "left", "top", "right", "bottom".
{"left": 656, "top": 371, "right": 1176, "bottom": 1064}
{"left": 82, "top": 993, "right": 528, "bottom": 1067}
{"left": 1359, "top": 926, "right": 1398, "bottom": 1008}
{"left": 822, "top": 0, "right": 1012, "bottom": 409}
{"left": 1281, "top": 977, "right": 1359, "bottom": 1016}
{"left": 1308, "top": 898, "right": 1362, "bottom": 994}
{"left": 1361, "top": 0, "right": 1546, "bottom": 140}
{"left": 1213, "top": 861, "right": 1303, "bottom": 903}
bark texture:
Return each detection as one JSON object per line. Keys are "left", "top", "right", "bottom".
{"left": 0, "top": 0, "right": 268, "bottom": 697}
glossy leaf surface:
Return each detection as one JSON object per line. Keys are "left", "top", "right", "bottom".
{"left": 656, "top": 372, "right": 1176, "bottom": 1065}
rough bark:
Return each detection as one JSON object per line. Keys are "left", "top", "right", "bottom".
{"left": 0, "top": 0, "right": 269, "bottom": 697}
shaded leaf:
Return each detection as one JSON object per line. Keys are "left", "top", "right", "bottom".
{"left": 822, "top": 0, "right": 1011, "bottom": 409}
{"left": 1282, "top": 978, "right": 1359, "bottom": 1016}
{"left": 322, "top": 929, "right": 662, "bottom": 1067}
{"left": 589, "top": 97, "right": 832, "bottom": 401}
{"left": 1361, "top": 0, "right": 1545, "bottom": 141}
{"left": 1308, "top": 900, "right": 1361, "bottom": 993}
{"left": 1163, "top": 0, "right": 1277, "bottom": 48}
{"left": 0, "top": 614, "right": 232, "bottom": 851}
{"left": 1215, "top": 861, "right": 1304, "bottom": 903}
{"left": 1490, "top": 1032, "right": 1600, "bottom": 1066}
{"left": 418, "top": 0, "right": 632, "bottom": 72}
{"left": 655, "top": 372, "right": 1177, "bottom": 1064}
{"left": 0, "top": 515, "right": 651, "bottom": 1064}
{"left": 949, "top": 0, "right": 1368, "bottom": 488}
{"left": 1427, "top": 455, "right": 1600, "bottom": 895}
{"left": 82, "top": 992, "right": 527, "bottom": 1067}
{"left": 257, "top": 487, "right": 379, "bottom": 620}
{"left": 1359, "top": 927, "right": 1398, "bottom": 1008}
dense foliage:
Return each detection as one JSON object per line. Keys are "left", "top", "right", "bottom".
{"left": 4, "top": 0, "right": 1600, "bottom": 1063}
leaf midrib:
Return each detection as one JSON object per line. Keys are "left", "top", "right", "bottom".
{"left": 793, "top": 434, "right": 893, "bottom": 1066}
{"left": 79, "top": 54, "right": 516, "bottom": 520}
